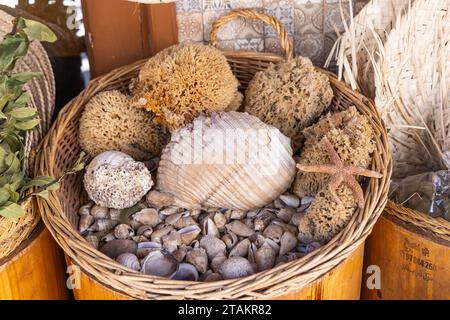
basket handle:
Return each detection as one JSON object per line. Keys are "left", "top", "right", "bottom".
{"left": 209, "top": 9, "right": 293, "bottom": 60}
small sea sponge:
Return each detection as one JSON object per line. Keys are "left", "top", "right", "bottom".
{"left": 79, "top": 90, "right": 168, "bottom": 161}
{"left": 132, "top": 43, "right": 240, "bottom": 131}
{"left": 297, "top": 185, "right": 357, "bottom": 244}
{"left": 293, "top": 106, "right": 375, "bottom": 198}
{"left": 244, "top": 56, "right": 333, "bottom": 144}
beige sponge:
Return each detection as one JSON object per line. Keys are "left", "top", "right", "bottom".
{"left": 244, "top": 56, "right": 333, "bottom": 144}
{"left": 132, "top": 43, "right": 240, "bottom": 131}
{"left": 79, "top": 90, "right": 169, "bottom": 161}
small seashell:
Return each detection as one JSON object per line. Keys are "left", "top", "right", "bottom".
{"left": 279, "top": 194, "right": 300, "bottom": 208}
{"left": 88, "top": 219, "right": 118, "bottom": 232}
{"left": 189, "top": 209, "right": 202, "bottom": 219}
{"left": 136, "top": 241, "right": 161, "bottom": 259}
{"left": 150, "top": 226, "right": 173, "bottom": 243}
{"left": 301, "top": 196, "right": 314, "bottom": 205}
{"left": 178, "top": 225, "right": 201, "bottom": 245}
{"left": 78, "top": 203, "right": 93, "bottom": 216}
{"left": 272, "top": 220, "right": 298, "bottom": 235}
{"left": 297, "top": 242, "right": 322, "bottom": 254}
{"left": 229, "top": 238, "right": 250, "bottom": 257}
{"left": 222, "top": 232, "right": 238, "bottom": 250}
{"left": 116, "top": 253, "right": 140, "bottom": 271}
{"left": 90, "top": 205, "right": 109, "bottom": 219}
{"left": 273, "top": 198, "right": 284, "bottom": 209}
{"left": 211, "top": 252, "right": 227, "bottom": 273}
{"left": 285, "top": 252, "right": 304, "bottom": 262}
{"left": 255, "top": 242, "right": 276, "bottom": 272}
{"left": 164, "top": 212, "right": 183, "bottom": 226}
{"left": 109, "top": 208, "right": 121, "bottom": 221}
{"left": 213, "top": 212, "right": 227, "bottom": 231}
{"left": 129, "top": 220, "right": 143, "bottom": 231}
{"left": 290, "top": 212, "right": 305, "bottom": 226}
{"left": 173, "top": 216, "right": 197, "bottom": 229}
{"left": 203, "top": 273, "right": 222, "bottom": 282}
{"left": 100, "top": 239, "right": 137, "bottom": 259}
{"left": 173, "top": 245, "right": 188, "bottom": 262}
{"left": 78, "top": 214, "right": 95, "bottom": 234}
{"left": 263, "top": 224, "right": 283, "bottom": 243}
{"left": 162, "top": 230, "right": 182, "bottom": 252}
{"left": 219, "top": 256, "right": 255, "bottom": 280}
{"left": 279, "top": 232, "right": 298, "bottom": 255}
{"left": 277, "top": 207, "right": 295, "bottom": 223}
{"left": 247, "top": 243, "right": 257, "bottom": 270}
{"left": 132, "top": 208, "right": 160, "bottom": 227}
{"left": 159, "top": 206, "right": 183, "bottom": 216}
{"left": 141, "top": 249, "right": 179, "bottom": 278}
{"left": 114, "top": 224, "right": 135, "bottom": 239}
{"left": 136, "top": 225, "right": 153, "bottom": 238}
{"left": 202, "top": 218, "right": 220, "bottom": 238}
{"left": 254, "top": 210, "right": 275, "bottom": 232}
{"left": 100, "top": 232, "right": 116, "bottom": 243}
{"left": 172, "top": 263, "right": 199, "bottom": 281}
{"left": 246, "top": 209, "right": 259, "bottom": 219}
{"left": 229, "top": 210, "right": 247, "bottom": 220}
{"left": 200, "top": 235, "right": 227, "bottom": 259}
{"left": 186, "top": 248, "right": 208, "bottom": 273}
{"left": 146, "top": 190, "right": 175, "bottom": 209}
{"left": 132, "top": 235, "right": 148, "bottom": 243}
{"left": 84, "top": 235, "right": 99, "bottom": 249}
{"left": 243, "top": 218, "right": 254, "bottom": 231}
{"left": 225, "top": 220, "right": 254, "bottom": 237}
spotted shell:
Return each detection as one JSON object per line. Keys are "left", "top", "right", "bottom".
{"left": 156, "top": 112, "right": 296, "bottom": 211}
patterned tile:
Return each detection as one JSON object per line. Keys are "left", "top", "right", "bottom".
{"left": 264, "top": 36, "right": 293, "bottom": 56}
{"left": 294, "top": 33, "right": 324, "bottom": 64}
{"left": 231, "top": 0, "right": 263, "bottom": 9}
{"left": 264, "top": 6, "right": 294, "bottom": 36}
{"left": 203, "top": 10, "right": 263, "bottom": 41}
{"left": 177, "top": 12, "right": 204, "bottom": 43}
{"left": 176, "top": 0, "right": 202, "bottom": 13}
{"left": 203, "top": 0, "right": 232, "bottom": 11}
{"left": 324, "top": 0, "right": 352, "bottom": 33}
{"left": 294, "top": 2, "right": 323, "bottom": 35}
{"left": 235, "top": 38, "right": 264, "bottom": 51}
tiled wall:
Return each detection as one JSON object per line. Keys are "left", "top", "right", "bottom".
{"left": 176, "top": 0, "right": 369, "bottom": 66}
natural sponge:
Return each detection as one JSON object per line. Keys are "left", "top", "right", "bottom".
{"left": 79, "top": 90, "right": 168, "bottom": 161}
{"left": 297, "top": 185, "right": 357, "bottom": 243}
{"left": 132, "top": 43, "right": 240, "bottom": 131}
{"left": 293, "top": 106, "right": 375, "bottom": 198}
{"left": 244, "top": 56, "right": 333, "bottom": 144}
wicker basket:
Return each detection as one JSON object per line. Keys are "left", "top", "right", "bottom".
{"left": 0, "top": 10, "right": 56, "bottom": 260}
{"left": 35, "top": 9, "right": 392, "bottom": 300}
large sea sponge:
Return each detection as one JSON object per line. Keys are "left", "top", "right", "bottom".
{"left": 244, "top": 56, "right": 333, "bottom": 145}
{"left": 79, "top": 90, "right": 169, "bottom": 161}
{"left": 132, "top": 43, "right": 241, "bottom": 131}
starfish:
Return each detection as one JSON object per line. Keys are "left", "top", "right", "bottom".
{"left": 296, "top": 137, "right": 383, "bottom": 208}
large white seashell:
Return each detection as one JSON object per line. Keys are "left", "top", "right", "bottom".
{"left": 156, "top": 112, "right": 296, "bottom": 210}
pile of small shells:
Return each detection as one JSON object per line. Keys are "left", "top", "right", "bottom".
{"left": 79, "top": 191, "right": 321, "bottom": 281}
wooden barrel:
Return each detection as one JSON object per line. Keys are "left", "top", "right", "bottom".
{"left": 0, "top": 222, "right": 69, "bottom": 300}
{"left": 67, "top": 243, "right": 364, "bottom": 300}
{"left": 362, "top": 214, "right": 450, "bottom": 300}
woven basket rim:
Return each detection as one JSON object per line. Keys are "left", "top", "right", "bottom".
{"left": 35, "top": 54, "right": 392, "bottom": 299}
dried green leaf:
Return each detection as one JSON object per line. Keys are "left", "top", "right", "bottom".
{"left": 21, "top": 18, "right": 57, "bottom": 43}
{"left": 9, "top": 107, "right": 37, "bottom": 119}
{"left": 14, "top": 118, "right": 40, "bottom": 130}
{"left": 0, "top": 201, "right": 24, "bottom": 218}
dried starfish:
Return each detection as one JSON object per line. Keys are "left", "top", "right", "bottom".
{"left": 296, "top": 137, "right": 383, "bottom": 208}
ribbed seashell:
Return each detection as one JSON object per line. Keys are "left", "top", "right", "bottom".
{"left": 186, "top": 248, "right": 208, "bottom": 273}
{"left": 213, "top": 212, "right": 227, "bottom": 231}
{"left": 150, "top": 226, "right": 173, "bottom": 243}
{"left": 255, "top": 242, "right": 276, "bottom": 272}
{"left": 229, "top": 238, "right": 250, "bottom": 257}
{"left": 156, "top": 112, "right": 296, "bottom": 211}
{"left": 211, "top": 252, "right": 227, "bottom": 273}
{"left": 263, "top": 224, "right": 283, "bottom": 243}
{"left": 279, "top": 232, "right": 298, "bottom": 255}
{"left": 279, "top": 194, "right": 300, "bottom": 208}
{"left": 173, "top": 245, "right": 189, "bottom": 262}
{"left": 159, "top": 206, "right": 183, "bottom": 216}
{"left": 132, "top": 208, "right": 160, "bottom": 227}
{"left": 136, "top": 225, "right": 153, "bottom": 238}
{"left": 200, "top": 235, "right": 227, "bottom": 259}
{"left": 203, "top": 273, "right": 222, "bottom": 282}
{"left": 178, "top": 225, "right": 201, "bottom": 245}
{"left": 116, "top": 253, "right": 140, "bottom": 271}
{"left": 277, "top": 207, "right": 295, "bottom": 223}
{"left": 272, "top": 220, "right": 298, "bottom": 235}
{"left": 84, "top": 235, "right": 99, "bottom": 249}
{"left": 219, "top": 256, "right": 255, "bottom": 280}
{"left": 78, "top": 214, "right": 95, "bottom": 234}
{"left": 100, "top": 239, "right": 137, "bottom": 259}
{"left": 222, "top": 232, "right": 238, "bottom": 250}
{"left": 114, "top": 224, "right": 135, "bottom": 239}
{"left": 225, "top": 220, "right": 254, "bottom": 237}
{"left": 141, "top": 249, "right": 179, "bottom": 278}
{"left": 162, "top": 230, "right": 182, "bottom": 252}
{"left": 90, "top": 205, "right": 109, "bottom": 219}
{"left": 202, "top": 218, "right": 220, "bottom": 238}
{"left": 109, "top": 208, "right": 121, "bottom": 221}
{"left": 254, "top": 210, "right": 275, "bottom": 232}
{"left": 88, "top": 219, "right": 117, "bottom": 232}
{"left": 100, "top": 232, "right": 115, "bottom": 243}
{"left": 78, "top": 203, "right": 93, "bottom": 216}
{"left": 136, "top": 241, "right": 161, "bottom": 259}
{"left": 172, "top": 263, "right": 199, "bottom": 281}
{"left": 173, "top": 216, "right": 197, "bottom": 229}
{"left": 146, "top": 190, "right": 175, "bottom": 209}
